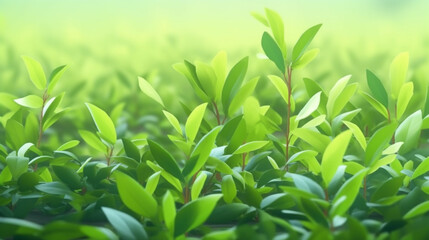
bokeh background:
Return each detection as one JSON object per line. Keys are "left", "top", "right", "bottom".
{"left": 1, "top": 0, "right": 428, "bottom": 151}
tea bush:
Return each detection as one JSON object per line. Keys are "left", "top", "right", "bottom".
{"left": 1, "top": 8, "right": 429, "bottom": 240}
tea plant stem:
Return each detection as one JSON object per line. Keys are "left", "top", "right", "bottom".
{"left": 283, "top": 66, "right": 293, "bottom": 171}
{"left": 212, "top": 101, "right": 221, "bottom": 125}
{"left": 106, "top": 147, "right": 113, "bottom": 166}
{"left": 363, "top": 176, "right": 367, "bottom": 200}
{"left": 37, "top": 90, "right": 49, "bottom": 149}
{"left": 241, "top": 152, "right": 247, "bottom": 171}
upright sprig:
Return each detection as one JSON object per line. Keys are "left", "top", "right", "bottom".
{"left": 253, "top": 8, "right": 321, "bottom": 170}
{"left": 174, "top": 52, "right": 257, "bottom": 126}
{"left": 16, "top": 56, "right": 68, "bottom": 149}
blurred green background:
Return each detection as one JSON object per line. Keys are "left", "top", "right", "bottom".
{"left": 1, "top": 0, "right": 428, "bottom": 151}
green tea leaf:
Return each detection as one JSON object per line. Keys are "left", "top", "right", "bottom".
{"left": 404, "top": 201, "right": 429, "bottom": 220}
{"left": 296, "top": 91, "right": 321, "bottom": 121}
{"left": 47, "top": 65, "right": 68, "bottom": 94}
{"left": 22, "top": 56, "right": 46, "bottom": 90}
{"left": 102, "top": 207, "right": 148, "bottom": 240}
{"left": 390, "top": 52, "right": 409, "bottom": 100}
{"left": 185, "top": 102, "right": 207, "bottom": 143}
{"left": 122, "top": 138, "right": 140, "bottom": 161}
{"left": 163, "top": 110, "right": 182, "bottom": 135}
{"left": 148, "top": 139, "right": 184, "bottom": 181}
{"left": 222, "top": 56, "right": 249, "bottom": 115}
{"left": 57, "top": 140, "right": 80, "bottom": 151}
{"left": 327, "top": 75, "right": 351, "bottom": 120}
{"left": 85, "top": 103, "right": 117, "bottom": 145}
{"left": 343, "top": 121, "right": 366, "bottom": 150}
{"left": 6, "top": 155, "right": 29, "bottom": 180}
{"left": 365, "top": 123, "right": 397, "bottom": 166}
{"left": 292, "top": 24, "right": 322, "bottom": 62}
{"left": 330, "top": 169, "right": 368, "bottom": 216}
{"left": 267, "top": 75, "right": 288, "bottom": 104}
{"left": 251, "top": 11, "right": 269, "bottom": 26}
{"left": 321, "top": 130, "right": 352, "bottom": 186}
{"left": 183, "top": 126, "right": 222, "bottom": 179}
{"left": 196, "top": 62, "right": 217, "bottom": 100}
{"left": 233, "top": 141, "right": 269, "bottom": 155}
{"left": 264, "top": 8, "right": 286, "bottom": 58}
{"left": 395, "top": 110, "right": 422, "bottom": 154}
{"left": 138, "top": 76, "right": 165, "bottom": 107}
{"left": 292, "top": 48, "right": 319, "bottom": 70}
{"left": 14, "top": 95, "right": 43, "bottom": 109}
{"left": 412, "top": 157, "right": 429, "bottom": 180}
{"left": 191, "top": 172, "right": 207, "bottom": 200}
{"left": 145, "top": 171, "right": 161, "bottom": 195}
{"left": 366, "top": 69, "right": 388, "bottom": 108}
{"left": 173, "top": 61, "right": 209, "bottom": 101}
{"left": 360, "top": 91, "right": 389, "bottom": 119}
{"left": 162, "top": 191, "right": 176, "bottom": 235}
{"left": 52, "top": 165, "right": 82, "bottom": 190}
{"left": 114, "top": 171, "right": 158, "bottom": 218}
{"left": 228, "top": 76, "right": 259, "bottom": 116}
{"left": 174, "top": 194, "right": 222, "bottom": 237}
{"left": 79, "top": 130, "right": 107, "bottom": 153}
{"left": 396, "top": 82, "right": 413, "bottom": 120}
{"left": 222, "top": 175, "right": 237, "bottom": 203}
{"left": 293, "top": 128, "right": 330, "bottom": 153}
{"left": 261, "top": 32, "right": 285, "bottom": 73}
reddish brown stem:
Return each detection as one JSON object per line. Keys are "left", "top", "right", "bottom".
{"left": 363, "top": 176, "right": 367, "bottom": 200}
{"left": 212, "top": 101, "right": 221, "bottom": 125}
{"left": 106, "top": 147, "right": 113, "bottom": 166}
{"left": 241, "top": 152, "right": 247, "bottom": 171}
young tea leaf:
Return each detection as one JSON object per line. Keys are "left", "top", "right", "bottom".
{"left": 321, "top": 130, "right": 352, "bottom": 186}
{"left": 138, "top": 76, "right": 165, "bottom": 107}
{"left": 292, "top": 24, "right": 322, "bottom": 62}
{"left": 22, "top": 56, "right": 47, "bottom": 90}
{"left": 261, "top": 32, "right": 285, "bottom": 73}
{"left": 366, "top": 69, "right": 388, "bottom": 108}
{"left": 102, "top": 207, "right": 148, "bottom": 240}
{"left": 85, "top": 103, "right": 117, "bottom": 145}
{"left": 185, "top": 102, "right": 207, "bottom": 143}
{"left": 174, "top": 194, "right": 222, "bottom": 237}
{"left": 114, "top": 171, "right": 158, "bottom": 218}
{"left": 390, "top": 52, "right": 409, "bottom": 100}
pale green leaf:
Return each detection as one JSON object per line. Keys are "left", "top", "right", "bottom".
{"left": 343, "top": 121, "right": 367, "bottom": 150}
{"left": 138, "top": 76, "right": 165, "bottom": 107}
{"left": 390, "top": 52, "right": 409, "bottom": 100}
{"left": 163, "top": 110, "right": 182, "bottom": 135}
{"left": 14, "top": 95, "right": 43, "bottom": 109}
{"left": 404, "top": 201, "right": 429, "bottom": 220}
{"left": 330, "top": 169, "right": 368, "bottom": 216}
{"left": 114, "top": 171, "right": 158, "bottom": 218}
{"left": 185, "top": 102, "right": 208, "bottom": 143}
{"left": 296, "top": 91, "right": 321, "bottom": 121}
{"left": 292, "top": 48, "right": 319, "bottom": 70}
{"left": 233, "top": 141, "right": 269, "bottom": 155}
{"left": 321, "top": 131, "right": 352, "bottom": 186}
{"left": 360, "top": 91, "right": 389, "bottom": 119}
{"left": 222, "top": 175, "right": 237, "bottom": 203}
{"left": 412, "top": 157, "right": 429, "bottom": 180}
{"left": 22, "top": 56, "right": 46, "bottom": 90}
{"left": 396, "top": 82, "right": 413, "bottom": 120}
{"left": 85, "top": 103, "right": 117, "bottom": 145}
{"left": 191, "top": 172, "right": 207, "bottom": 200}
{"left": 292, "top": 24, "right": 322, "bottom": 62}
{"left": 162, "top": 191, "right": 176, "bottom": 233}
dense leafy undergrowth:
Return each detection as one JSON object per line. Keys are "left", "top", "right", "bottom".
{"left": 1, "top": 8, "right": 429, "bottom": 240}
